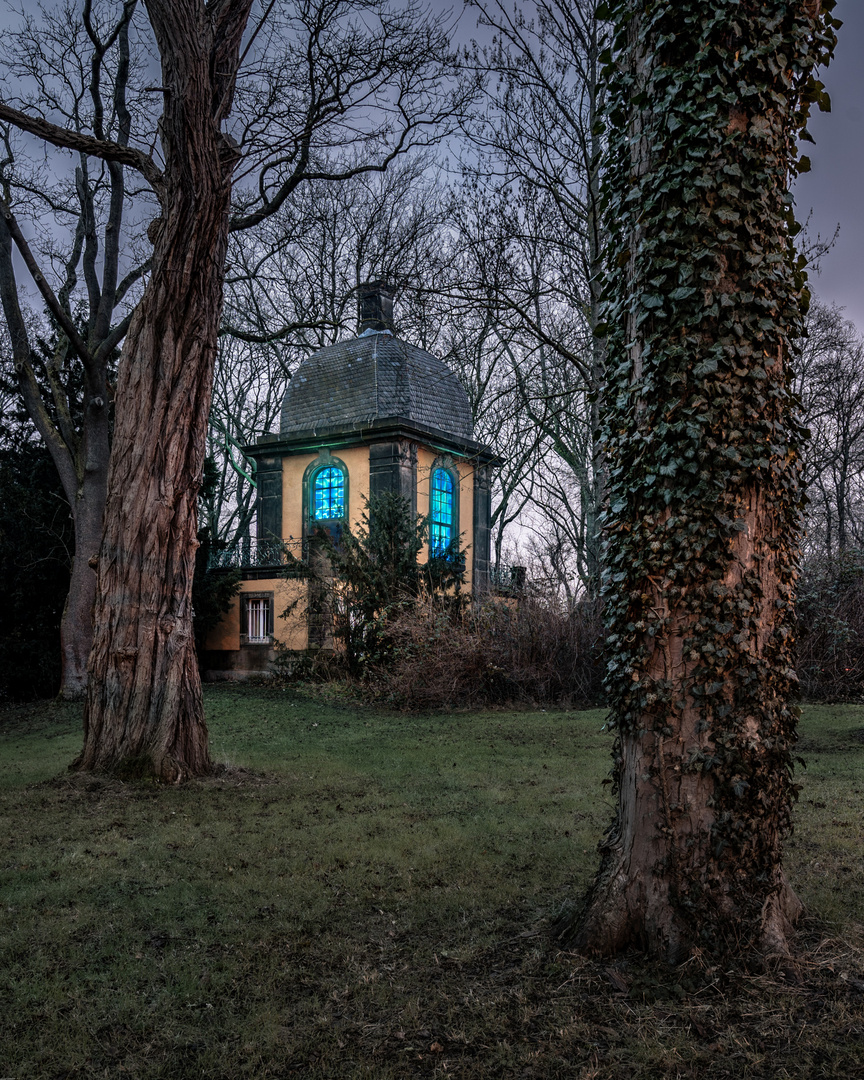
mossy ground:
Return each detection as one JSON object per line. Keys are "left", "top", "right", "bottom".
{"left": 1, "top": 687, "right": 862, "bottom": 1078}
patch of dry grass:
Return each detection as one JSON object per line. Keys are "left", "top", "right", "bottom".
{"left": 0, "top": 689, "right": 862, "bottom": 1078}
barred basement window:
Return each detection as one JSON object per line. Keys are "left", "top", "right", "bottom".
{"left": 243, "top": 593, "right": 273, "bottom": 644}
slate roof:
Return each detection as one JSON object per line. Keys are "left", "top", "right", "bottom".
{"left": 280, "top": 330, "right": 474, "bottom": 443}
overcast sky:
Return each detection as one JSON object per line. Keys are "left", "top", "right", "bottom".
{"left": 3, "top": 0, "right": 861, "bottom": 329}
{"left": 793, "top": 0, "right": 864, "bottom": 327}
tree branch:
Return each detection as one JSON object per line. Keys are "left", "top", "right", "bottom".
{"left": 0, "top": 194, "right": 94, "bottom": 366}
{"left": 93, "top": 308, "right": 136, "bottom": 364}
{"left": 0, "top": 211, "right": 80, "bottom": 504}
{"left": 0, "top": 100, "right": 165, "bottom": 200}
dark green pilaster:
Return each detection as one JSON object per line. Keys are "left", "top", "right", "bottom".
{"left": 472, "top": 464, "right": 492, "bottom": 589}
{"left": 369, "top": 440, "right": 417, "bottom": 517}
{"left": 256, "top": 456, "right": 283, "bottom": 540}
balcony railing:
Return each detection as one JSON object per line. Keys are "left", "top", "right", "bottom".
{"left": 208, "top": 536, "right": 305, "bottom": 572}
{"left": 489, "top": 564, "right": 526, "bottom": 593}
{"left": 209, "top": 539, "right": 525, "bottom": 592}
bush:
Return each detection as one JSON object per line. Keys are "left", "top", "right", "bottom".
{"left": 370, "top": 593, "right": 605, "bottom": 710}
{"left": 192, "top": 528, "right": 241, "bottom": 663}
{"left": 796, "top": 551, "right": 864, "bottom": 701}
{"left": 316, "top": 492, "right": 466, "bottom": 678}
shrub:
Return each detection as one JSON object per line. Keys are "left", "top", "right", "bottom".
{"left": 370, "top": 593, "right": 605, "bottom": 710}
{"left": 796, "top": 551, "right": 864, "bottom": 701}
{"left": 314, "top": 492, "right": 466, "bottom": 678}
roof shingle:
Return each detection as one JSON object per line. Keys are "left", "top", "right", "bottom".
{"left": 280, "top": 331, "right": 474, "bottom": 443}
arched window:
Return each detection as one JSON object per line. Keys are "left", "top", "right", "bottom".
{"left": 430, "top": 467, "right": 456, "bottom": 556}
{"left": 311, "top": 465, "right": 345, "bottom": 520}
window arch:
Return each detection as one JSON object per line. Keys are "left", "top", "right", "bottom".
{"left": 430, "top": 465, "right": 458, "bottom": 556}
{"left": 302, "top": 452, "right": 349, "bottom": 537}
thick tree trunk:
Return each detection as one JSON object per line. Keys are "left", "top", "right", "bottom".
{"left": 73, "top": 0, "right": 254, "bottom": 781}
{"left": 573, "top": 479, "right": 804, "bottom": 962}
{"left": 565, "top": 0, "right": 833, "bottom": 961}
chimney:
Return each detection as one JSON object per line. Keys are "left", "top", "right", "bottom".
{"left": 357, "top": 281, "right": 394, "bottom": 333}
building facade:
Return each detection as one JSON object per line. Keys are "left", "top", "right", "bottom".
{"left": 203, "top": 284, "right": 498, "bottom": 680}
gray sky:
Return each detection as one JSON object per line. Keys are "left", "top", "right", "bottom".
{"left": 453, "top": 0, "right": 864, "bottom": 328}
{"left": 4, "top": 0, "right": 861, "bottom": 328}
{"left": 793, "top": 0, "right": 864, "bottom": 327}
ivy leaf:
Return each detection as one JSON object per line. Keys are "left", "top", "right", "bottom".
{"left": 693, "top": 357, "right": 718, "bottom": 378}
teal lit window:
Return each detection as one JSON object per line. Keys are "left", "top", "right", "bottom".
{"left": 312, "top": 466, "right": 345, "bottom": 520}
{"left": 430, "top": 467, "right": 455, "bottom": 555}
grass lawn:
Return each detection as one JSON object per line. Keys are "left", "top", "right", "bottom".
{"left": 1, "top": 686, "right": 863, "bottom": 1078}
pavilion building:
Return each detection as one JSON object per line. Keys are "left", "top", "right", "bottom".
{"left": 203, "top": 283, "right": 500, "bottom": 679}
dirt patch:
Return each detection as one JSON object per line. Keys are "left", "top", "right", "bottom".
{"left": 200, "top": 763, "right": 281, "bottom": 788}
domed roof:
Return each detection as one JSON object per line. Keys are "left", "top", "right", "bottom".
{"left": 280, "top": 329, "right": 474, "bottom": 443}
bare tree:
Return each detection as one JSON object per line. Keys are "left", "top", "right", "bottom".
{"left": 795, "top": 299, "right": 864, "bottom": 558}
{"left": 0, "top": 0, "right": 154, "bottom": 697}
{"left": 453, "top": 0, "right": 609, "bottom": 592}
{"left": 207, "top": 158, "right": 448, "bottom": 544}
{"left": 0, "top": 0, "right": 463, "bottom": 779}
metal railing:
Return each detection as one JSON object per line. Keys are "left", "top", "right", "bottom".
{"left": 208, "top": 536, "right": 305, "bottom": 572}
{"left": 489, "top": 564, "right": 527, "bottom": 593}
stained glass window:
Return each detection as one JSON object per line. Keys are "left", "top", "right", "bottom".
{"left": 312, "top": 466, "right": 345, "bottom": 520}
{"left": 430, "top": 467, "right": 454, "bottom": 555}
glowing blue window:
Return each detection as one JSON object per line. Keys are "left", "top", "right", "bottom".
{"left": 430, "top": 468, "right": 454, "bottom": 555}
{"left": 313, "top": 466, "right": 345, "bottom": 520}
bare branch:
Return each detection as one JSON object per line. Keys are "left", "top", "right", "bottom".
{"left": 0, "top": 99, "right": 165, "bottom": 199}
{"left": 0, "top": 194, "right": 94, "bottom": 367}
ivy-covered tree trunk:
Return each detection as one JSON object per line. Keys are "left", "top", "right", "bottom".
{"left": 569, "top": 0, "right": 837, "bottom": 961}
{"left": 73, "top": 0, "right": 254, "bottom": 781}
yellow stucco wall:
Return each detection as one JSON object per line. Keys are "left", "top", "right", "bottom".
{"left": 260, "top": 577, "right": 310, "bottom": 650}
{"left": 203, "top": 576, "right": 309, "bottom": 652}
{"left": 281, "top": 446, "right": 370, "bottom": 542}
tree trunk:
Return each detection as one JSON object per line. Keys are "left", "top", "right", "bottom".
{"left": 573, "top": 479, "right": 804, "bottom": 961}
{"left": 58, "top": 359, "right": 112, "bottom": 700}
{"left": 0, "top": 208, "right": 108, "bottom": 700}
{"left": 565, "top": 0, "right": 835, "bottom": 961}
{"left": 73, "top": 0, "right": 254, "bottom": 781}
{"left": 58, "top": 486, "right": 104, "bottom": 699}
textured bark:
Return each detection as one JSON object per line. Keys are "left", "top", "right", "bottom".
{"left": 58, "top": 470, "right": 107, "bottom": 699}
{"left": 574, "top": 483, "right": 803, "bottom": 962}
{"left": 564, "top": 0, "right": 827, "bottom": 962}
{"left": 74, "top": 0, "right": 254, "bottom": 781}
